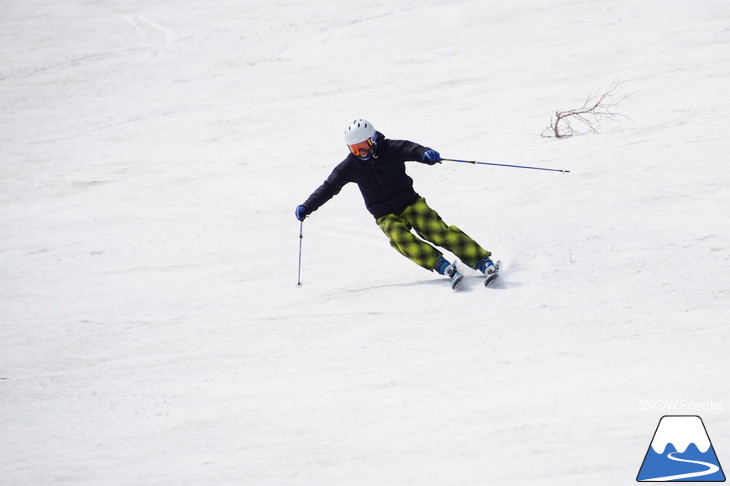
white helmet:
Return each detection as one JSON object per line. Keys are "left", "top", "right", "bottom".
{"left": 344, "top": 119, "right": 376, "bottom": 145}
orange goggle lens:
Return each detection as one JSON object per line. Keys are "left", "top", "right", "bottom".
{"left": 348, "top": 139, "right": 373, "bottom": 156}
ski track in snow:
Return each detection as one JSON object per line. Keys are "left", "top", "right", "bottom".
{"left": 121, "top": 14, "right": 174, "bottom": 57}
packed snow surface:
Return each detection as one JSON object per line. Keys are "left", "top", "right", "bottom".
{"left": 2, "top": 1, "right": 729, "bottom": 485}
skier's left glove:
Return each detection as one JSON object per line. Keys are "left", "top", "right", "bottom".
{"left": 422, "top": 150, "right": 442, "bottom": 165}
{"left": 295, "top": 204, "right": 309, "bottom": 222}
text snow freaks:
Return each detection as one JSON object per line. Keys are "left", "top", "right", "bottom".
{"left": 639, "top": 400, "right": 724, "bottom": 412}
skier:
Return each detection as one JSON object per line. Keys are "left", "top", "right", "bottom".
{"left": 295, "top": 119, "right": 499, "bottom": 288}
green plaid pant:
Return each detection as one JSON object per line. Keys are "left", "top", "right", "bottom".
{"left": 376, "top": 198, "right": 491, "bottom": 271}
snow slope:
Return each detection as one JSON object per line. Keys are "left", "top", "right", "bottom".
{"left": 2, "top": 1, "right": 729, "bottom": 484}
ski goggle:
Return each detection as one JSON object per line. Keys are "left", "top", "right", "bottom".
{"left": 348, "top": 138, "right": 373, "bottom": 157}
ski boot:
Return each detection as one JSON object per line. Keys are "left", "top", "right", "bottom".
{"left": 478, "top": 257, "right": 501, "bottom": 287}
{"left": 435, "top": 257, "right": 463, "bottom": 290}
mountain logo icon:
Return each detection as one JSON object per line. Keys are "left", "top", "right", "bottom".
{"left": 637, "top": 415, "right": 726, "bottom": 482}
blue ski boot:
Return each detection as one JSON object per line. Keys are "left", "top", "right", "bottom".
{"left": 435, "top": 257, "right": 463, "bottom": 290}
{"left": 478, "top": 257, "right": 501, "bottom": 287}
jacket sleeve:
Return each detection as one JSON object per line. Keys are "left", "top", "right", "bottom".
{"left": 302, "top": 160, "right": 352, "bottom": 213}
{"left": 383, "top": 139, "right": 431, "bottom": 163}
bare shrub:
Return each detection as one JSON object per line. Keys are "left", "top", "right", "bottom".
{"left": 542, "top": 81, "right": 629, "bottom": 139}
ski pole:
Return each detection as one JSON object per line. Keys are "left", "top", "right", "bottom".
{"left": 297, "top": 221, "right": 304, "bottom": 286}
{"left": 442, "top": 158, "right": 570, "bottom": 173}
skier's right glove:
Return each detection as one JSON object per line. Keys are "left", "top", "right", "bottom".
{"left": 295, "top": 204, "right": 309, "bottom": 222}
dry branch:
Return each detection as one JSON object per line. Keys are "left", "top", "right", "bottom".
{"left": 542, "top": 81, "right": 629, "bottom": 139}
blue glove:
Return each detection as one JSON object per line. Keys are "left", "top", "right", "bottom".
{"left": 422, "top": 150, "right": 441, "bottom": 165}
{"left": 295, "top": 204, "right": 309, "bottom": 222}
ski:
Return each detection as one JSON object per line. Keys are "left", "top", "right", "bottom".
{"left": 483, "top": 260, "right": 502, "bottom": 287}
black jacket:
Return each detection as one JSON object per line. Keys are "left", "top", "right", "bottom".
{"left": 303, "top": 132, "right": 432, "bottom": 219}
